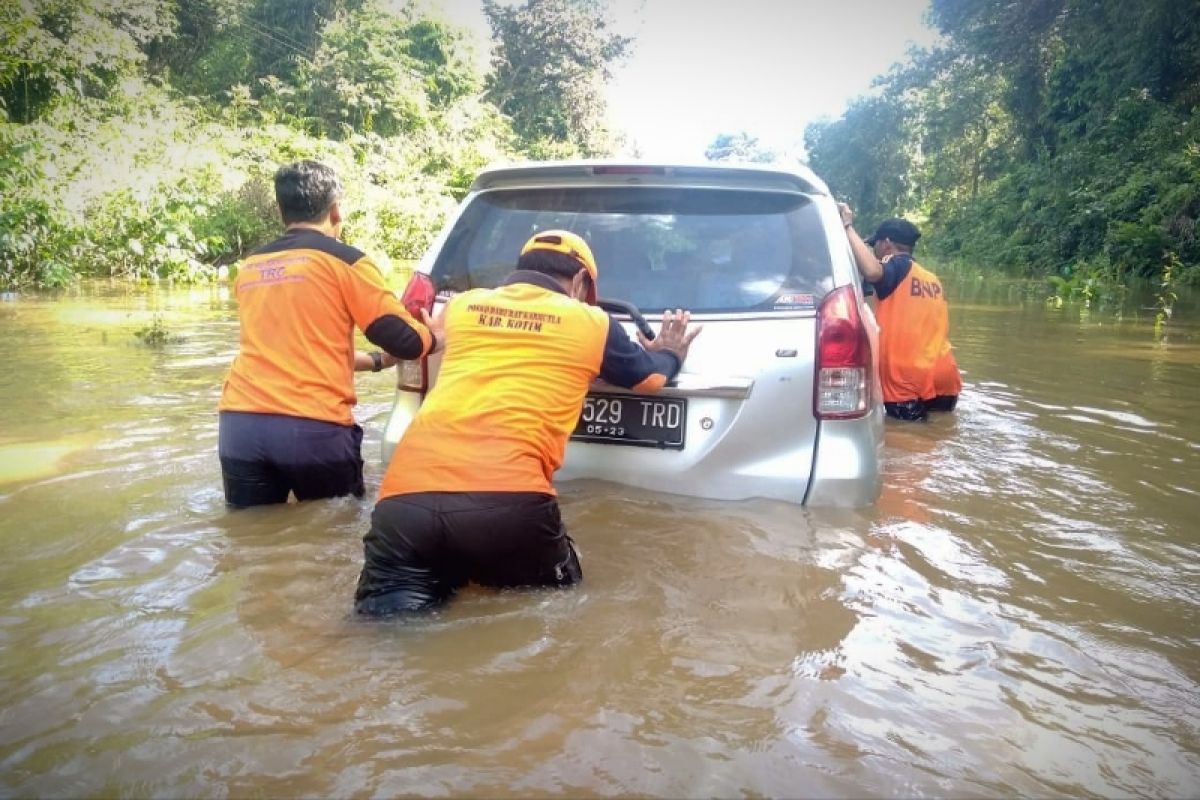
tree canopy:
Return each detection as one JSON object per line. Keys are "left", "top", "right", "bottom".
{"left": 2, "top": 0, "right": 175, "bottom": 122}
{"left": 804, "top": 0, "right": 1200, "bottom": 285}
{"left": 0, "top": 0, "right": 631, "bottom": 288}
{"left": 704, "top": 133, "right": 776, "bottom": 164}
{"left": 483, "top": 0, "right": 630, "bottom": 157}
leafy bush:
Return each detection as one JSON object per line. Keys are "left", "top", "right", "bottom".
{"left": 0, "top": 0, "right": 175, "bottom": 122}
{"left": 74, "top": 171, "right": 282, "bottom": 282}
{"left": 0, "top": 133, "right": 77, "bottom": 288}
{"left": 197, "top": 178, "right": 280, "bottom": 264}
{"left": 0, "top": 0, "right": 604, "bottom": 289}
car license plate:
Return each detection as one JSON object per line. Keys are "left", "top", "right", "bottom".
{"left": 572, "top": 394, "right": 686, "bottom": 449}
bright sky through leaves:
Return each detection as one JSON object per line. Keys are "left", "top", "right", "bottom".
{"left": 424, "top": 0, "right": 940, "bottom": 161}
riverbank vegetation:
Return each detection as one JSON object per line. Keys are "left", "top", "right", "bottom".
{"left": 0, "top": 0, "right": 629, "bottom": 289}
{"left": 7, "top": 0, "right": 1196, "bottom": 296}
{"left": 805, "top": 0, "right": 1200, "bottom": 290}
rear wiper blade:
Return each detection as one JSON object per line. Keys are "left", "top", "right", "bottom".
{"left": 597, "top": 298, "right": 655, "bottom": 341}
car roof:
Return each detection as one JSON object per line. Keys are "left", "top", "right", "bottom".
{"left": 468, "top": 160, "right": 831, "bottom": 197}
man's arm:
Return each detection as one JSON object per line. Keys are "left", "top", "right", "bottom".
{"left": 353, "top": 351, "right": 398, "bottom": 372}
{"left": 341, "top": 257, "right": 435, "bottom": 360}
{"left": 353, "top": 307, "right": 447, "bottom": 372}
{"left": 599, "top": 310, "right": 702, "bottom": 393}
{"left": 838, "top": 202, "right": 885, "bottom": 283}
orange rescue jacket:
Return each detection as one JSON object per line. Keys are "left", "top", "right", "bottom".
{"left": 873, "top": 256, "right": 962, "bottom": 404}
{"left": 379, "top": 271, "right": 681, "bottom": 498}
{"left": 219, "top": 228, "right": 432, "bottom": 426}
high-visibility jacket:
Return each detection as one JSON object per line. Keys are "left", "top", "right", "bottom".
{"left": 379, "top": 271, "right": 681, "bottom": 498}
{"left": 219, "top": 228, "right": 432, "bottom": 426}
{"left": 872, "top": 255, "right": 962, "bottom": 404}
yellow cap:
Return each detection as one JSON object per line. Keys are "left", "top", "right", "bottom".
{"left": 520, "top": 229, "right": 599, "bottom": 304}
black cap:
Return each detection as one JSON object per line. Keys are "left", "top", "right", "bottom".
{"left": 864, "top": 218, "right": 921, "bottom": 247}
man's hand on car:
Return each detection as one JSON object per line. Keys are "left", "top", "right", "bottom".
{"left": 837, "top": 201, "right": 855, "bottom": 230}
{"left": 640, "top": 309, "right": 702, "bottom": 363}
{"left": 420, "top": 305, "right": 447, "bottom": 354}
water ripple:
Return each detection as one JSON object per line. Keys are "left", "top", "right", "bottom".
{"left": 1, "top": 288, "right": 1199, "bottom": 797}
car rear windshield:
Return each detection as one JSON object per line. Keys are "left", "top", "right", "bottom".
{"left": 429, "top": 186, "right": 834, "bottom": 313}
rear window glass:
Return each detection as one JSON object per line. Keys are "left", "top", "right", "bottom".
{"left": 429, "top": 187, "right": 834, "bottom": 313}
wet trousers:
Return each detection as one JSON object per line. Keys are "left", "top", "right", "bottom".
{"left": 218, "top": 411, "right": 364, "bottom": 507}
{"left": 884, "top": 394, "right": 959, "bottom": 421}
{"left": 355, "top": 491, "right": 582, "bottom": 616}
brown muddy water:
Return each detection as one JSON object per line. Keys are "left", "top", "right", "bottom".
{"left": 0, "top": 278, "right": 1198, "bottom": 798}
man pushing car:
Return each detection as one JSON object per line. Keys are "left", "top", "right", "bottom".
{"left": 355, "top": 230, "right": 702, "bottom": 615}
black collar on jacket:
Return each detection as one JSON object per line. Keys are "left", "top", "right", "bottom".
{"left": 502, "top": 270, "right": 568, "bottom": 296}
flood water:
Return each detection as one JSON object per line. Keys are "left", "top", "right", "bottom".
{"left": 1, "top": 277, "right": 1198, "bottom": 798}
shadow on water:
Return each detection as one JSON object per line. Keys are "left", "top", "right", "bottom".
{"left": 0, "top": 280, "right": 1198, "bottom": 797}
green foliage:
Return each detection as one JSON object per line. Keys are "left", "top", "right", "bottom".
{"left": 1155, "top": 251, "right": 1180, "bottom": 337}
{"left": 928, "top": 100, "right": 1200, "bottom": 283}
{"left": 889, "top": 48, "right": 1016, "bottom": 226}
{"left": 1044, "top": 258, "right": 1126, "bottom": 311}
{"left": 331, "top": 131, "right": 473, "bottom": 262}
{"left": 805, "top": 94, "right": 916, "bottom": 225}
{"left": 928, "top": 0, "right": 1067, "bottom": 157}
{"left": 299, "top": 6, "right": 428, "bottom": 138}
{"left": 239, "top": 0, "right": 350, "bottom": 85}
{"left": 160, "top": 0, "right": 480, "bottom": 141}
{"left": 133, "top": 313, "right": 182, "bottom": 346}
{"left": 161, "top": 0, "right": 350, "bottom": 96}
{"left": 200, "top": 179, "right": 280, "bottom": 262}
{"left": 483, "top": 0, "right": 629, "bottom": 157}
{"left": 704, "top": 132, "right": 776, "bottom": 164}
{"left": 291, "top": 2, "right": 481, "bottom": 139}
{"left": 0, "top": 0, "right": 175, "bottom": 122}
{"left": 402, "top": 19, "right": 482, "bottom": 107}
{"left": 0, "top": 0, "right": 584, "bottom": 289}
{"left": 76, "top": 171, "right": 283, "bottom": 282}
{"left": 0, "top": 130, "right": 75, "bottom": 289}
{"left": 805, "top": 0, "right": 1200, "bottom": 294}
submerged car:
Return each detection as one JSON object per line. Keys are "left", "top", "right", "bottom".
{"left": 382, "top": 161, "right": 883, "bottom": 506}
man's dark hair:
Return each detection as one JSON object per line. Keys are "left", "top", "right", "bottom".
{"left": 516, "top": 249, "right": 584, "bottom": 280}
{"left": 865, "top": 217, "right": 921, "bottom": 251}
{"left": 274, "top": 160, "right": 343, "bottom": 225}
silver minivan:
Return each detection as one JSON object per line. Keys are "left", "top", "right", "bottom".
{"left": 382, "top": 161, "right": 883, "bottom": 507}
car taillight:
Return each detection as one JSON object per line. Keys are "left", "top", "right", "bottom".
{"left": 815, "top": 285, "right": 871, "bottom": 419}
{"left": 400, "top": 272, "right": 435, "bottom": 319}
{"left": 398, "top": 272, "right": 436, "bottom": 393}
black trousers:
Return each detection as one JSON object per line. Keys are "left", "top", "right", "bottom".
{"left": 218, "top": 411, "right": 364, "bottom": 508}
{"left": 355, "top": 491, "right": 583, "bottom": 616}
{"left": 884, "top": 394, "right": 958, "bottom": 421}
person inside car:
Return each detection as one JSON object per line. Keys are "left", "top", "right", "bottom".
{"left": 218, "top": 160, "right": 439, "bottom": 508}
{"left": 355, "top": 229, "right": 702, "bottom": 616}
{"left": 838, "top": 204, "right": 962, "bottom": 421}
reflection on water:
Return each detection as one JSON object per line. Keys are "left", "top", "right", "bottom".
{"left": 0, "top": 280, "right": 1198, "bottom": 797}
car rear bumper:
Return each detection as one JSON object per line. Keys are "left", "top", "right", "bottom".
{"left": 382, "top": 391, "right": 884, "bottom": 508}
{"left": 804, "top": 407, "right": 885, "bottom": 507}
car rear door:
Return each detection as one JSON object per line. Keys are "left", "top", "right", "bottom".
{"left": 562, "top": 307, "right": 820, "bottom": 502}
{"left": 426, "top": 176, "right": 835, "bottom": 503}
